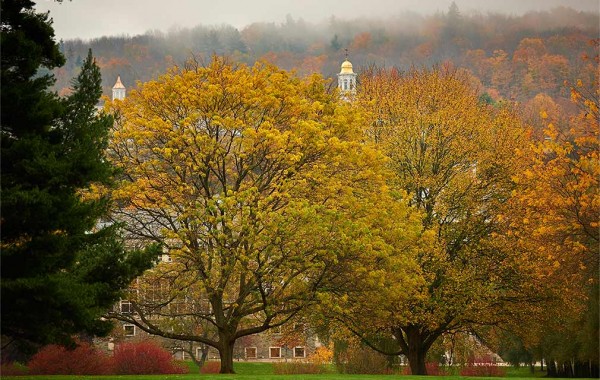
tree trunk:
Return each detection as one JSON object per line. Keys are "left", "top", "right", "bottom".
{"left": 199, "top": 344, "right": 209, "bottom": 366}
{"left": 407, "top": 347, "right": 427, "bottom": 375}
{"left": 218, "top": 340, "right": 236, "bottom": 374}
{"left": 547, "top": 358, "right": 557, "bottom": 377}
{"left": 590, "top": 360, "right": 599, "bottom": 379}
{"left": 564, "top": 360, "right": 572, "bottom": 377}
{"left": 188, "top": 341, "right": 209, "bottom": 373}
{"left": 404, "top": 326, "right": 430, "bottom": 375}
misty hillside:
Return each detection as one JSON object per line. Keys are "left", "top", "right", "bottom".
{"left": 52, "top": 5, "right": 598, "bottom": 136}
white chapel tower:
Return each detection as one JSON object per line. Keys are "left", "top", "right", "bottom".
{"left": 112, "top": 76, "right": 126, "bottom": 101}
{"left": 337, "top": 51, "right": 357, "bottom": 96}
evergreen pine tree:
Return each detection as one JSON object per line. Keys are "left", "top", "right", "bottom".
{"left": 1, "top": 0, "right": 157, "bottom": 357}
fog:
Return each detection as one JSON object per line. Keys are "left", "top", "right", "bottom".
{"left": 36, "top": 0, "right": 599, "bottom": 41}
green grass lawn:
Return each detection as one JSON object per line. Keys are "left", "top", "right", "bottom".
{"left": 3, "top": 362, "right": 561, "bottom": 380}
{"left": 1, "top": 375, "right": 574, "bottom": 380}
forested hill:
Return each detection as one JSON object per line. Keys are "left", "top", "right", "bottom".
{"left": 53, "top": 5, "right": 598, "bottom": 132}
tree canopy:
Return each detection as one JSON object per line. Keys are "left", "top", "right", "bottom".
{"left": 330, "top": 65, "right": 545, "bottom": 375}
{"left": 105, "top": 57, "right": 417, "bottom": 373}
{"left": 500, "top": 52, "right": 599, "bottom": 377}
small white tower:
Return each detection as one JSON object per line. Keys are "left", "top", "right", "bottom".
{"left": 112, "top": 75, "right": 126, "bottom": 101}
{"left": 337, "top": 50, "right": 357, "bottom": 97}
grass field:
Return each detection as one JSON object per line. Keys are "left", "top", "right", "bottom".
{"left": 4, "top": 362, "right": 560, "bottom": 380}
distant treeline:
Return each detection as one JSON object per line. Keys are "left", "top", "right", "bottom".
{"left": 52, "top": 4, "right": 598, "bottom": 134}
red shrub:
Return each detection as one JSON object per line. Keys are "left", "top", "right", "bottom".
{"left": 460, "top": 355, "right": 506, "bottom": 377}
{"left": 113, "top": 340, "right": 187, "bottom": 374}
{"left": 200, "top": 361, "right": 221, "bottom": 374}
{"left": 402, "top": 362, "right": 448, "bottom": 375}
{"left": 28, "top": 342, "right": 112, "bottom": 375}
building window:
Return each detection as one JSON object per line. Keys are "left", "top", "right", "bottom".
{"left": 173, "top": 346, "right": 186, "bottom": 360}
{"left": 245, "top": 347, "right": 257, "bottom": 359}
{"left": 123, "top": 324, "right": 135, "bottom": 336}
{"left": 269, "top": 347, "right": 281, "bottom": 358}
{"left": 120, "top": 300, "right": 132, "bottom": 313}
{"left": 294, "top": 346, "right": 305, "bottom": 358}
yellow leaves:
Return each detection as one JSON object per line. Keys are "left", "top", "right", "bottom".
{"left": 544, "top": 123, "right": 559, "bottom": 141}
{"left": 105, "top": 56, "right": 413, "bottom": 333}
{"left": 346, "top": 64, "right": 558, "bottom": 338}
{"left": 79, "top": 182, "right": 108, "bottom": 202}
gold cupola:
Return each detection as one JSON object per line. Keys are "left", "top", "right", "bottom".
{"left": 340, "top": 60, "right": 354, "bottom": 74}
{"left": 337, "top": 51, "right": 357, "bottom": 98}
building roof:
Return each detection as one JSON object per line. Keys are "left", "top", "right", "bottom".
{"left": 340, "top": 60, "right": 354, "bottom": 74}
{"left": 113, "top": 75, "right": 125, "bottom": 89}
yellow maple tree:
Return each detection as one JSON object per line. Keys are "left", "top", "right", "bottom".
{"left": 104, "top": 57, "right": 418, "bottom": 373}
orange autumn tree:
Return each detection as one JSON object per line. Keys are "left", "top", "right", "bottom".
{"left": 337, "top": 65, "right": 542, "bottom": 375}
{"left": 104, "top": 57, "right": 418, "bottom": 374}
{"left": 505, "top": 45, "right": 599, "bottom": 377}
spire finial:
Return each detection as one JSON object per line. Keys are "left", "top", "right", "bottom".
{"left": 344, "top": 48, "right": 348, "bottom": 60}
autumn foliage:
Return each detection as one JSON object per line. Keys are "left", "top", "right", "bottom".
{"left": 500, "top": 45, "right": 599, "bottom": 377}
{"left": 25, "top": 341, "right": 186, "bottom": 375}
{"left": 105, "top": 56, "right": 400, "bottom": 373}
{"left": 28, "top": 342, "right": 112, "bottom": 375}
{"left": 112, "top": 341, "right": 187, "bottom": 374}
{"left": 460, "top": 356, "right": 506, "bottom": 377}
{"left": 91, "top": 52, "right": 600, "bottom": 376}
{"left": 8, "top": 0, "right": 599, "bottom": 376}
{"left": 329, "top": 64, "right": 535, "bottom": 376}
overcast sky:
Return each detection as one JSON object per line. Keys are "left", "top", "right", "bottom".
{"left": 36, "top": 0, "right": 599, "bottom": 41}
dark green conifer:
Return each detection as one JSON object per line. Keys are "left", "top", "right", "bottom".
{"left": 1, "top": 0, "right": 157, "bottom": 356}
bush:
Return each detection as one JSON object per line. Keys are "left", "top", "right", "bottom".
{"left": 309, "top": 346, "right": 334, "bottom": 365}
{"left": 1, "top": 362, "right": 29, "bottom": 376}
{"left": 200, "top": 361, "right": 221, "bottom": 374}
{"left": 113, "top": 340, "right": 187, "bottom": 374}
{"left": 402, "top": 362, "right": 448, "bottom": 375}
{"left": 28, "top": 342, "right": 112, "bottom": 375}
{"left": 273, "top": 361, "right": 328, "bottom": 374}
{"left": 460, "top": 364, "right": 506, "bottom": 376}
{"left": 337, "top": 346, "right": 393, "bottom": 374}
{"left": 460, "top": 355, "right": 506, "bottom": 377}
